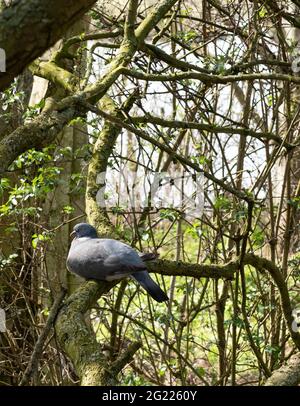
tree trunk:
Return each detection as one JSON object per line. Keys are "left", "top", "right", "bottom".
{"left": 0, "top": 0, "right": 96, "bottom": 91}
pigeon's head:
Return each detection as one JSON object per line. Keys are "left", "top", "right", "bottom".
{"left": 71, "top": 223, "right": 98, "bottom": 239}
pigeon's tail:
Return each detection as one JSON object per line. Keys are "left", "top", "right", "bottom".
{"left": 131, "top": 270, "right": 168, "bottom": 303}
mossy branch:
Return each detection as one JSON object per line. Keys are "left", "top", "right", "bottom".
{"left": 0, "top": 0, "right": 179, "bottom": 174}
{"left": 86, "top": 90, "right": 139, "bottom": 238}
{"left": 147, "top": 258, "right": 238, "bottom": 279}
{"left": 30, "top": 60, "right": 75, "bottom": 93}
{"left": 0, "top": 0, "right": 97, "bottom": 91}
{"left": 55, "top": 279, "right": 142, "bottom": 386}
{"left": 55, "top": 280, "right": 113, "bottom": 385}
{"left": 264, "top": 353, "right": 300, "bottom": 386}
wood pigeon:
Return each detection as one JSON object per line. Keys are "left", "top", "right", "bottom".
{"left": 66, "top": 223, "right": 169, "bottom": 303}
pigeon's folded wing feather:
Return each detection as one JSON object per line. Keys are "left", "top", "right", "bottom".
{"left": 67, "top": 238, "right": 146, "bottom": 281}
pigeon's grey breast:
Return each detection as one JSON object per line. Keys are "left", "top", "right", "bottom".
{"left": 66, "top": 238, "right": 146, "bottom": 281}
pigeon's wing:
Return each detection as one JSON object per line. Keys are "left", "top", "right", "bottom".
{"left": 67, "top": 238, "right": 146, "bottom": 281}
{"left": 100, "top": 239, "right": 146, "bottom": 280}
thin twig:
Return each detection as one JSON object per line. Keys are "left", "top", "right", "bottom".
{"left": 19, "top": 289, "right": 67, "bottom": 386}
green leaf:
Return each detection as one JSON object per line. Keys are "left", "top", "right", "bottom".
{"left": 62, "top": 205, "right": 75, "bottom": 214}
{"left": 196, "top": 367, "right": 205, "bottom": 377}
{"left": 258, "top": 6, "right": 267, "bottom": 18}
{"left": 214, "top": 196, "right": 231, "bottom": 210}
{"left": 32, "top": 238, "right": 38, "bottom": 249}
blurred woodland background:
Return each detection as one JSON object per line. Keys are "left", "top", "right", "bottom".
{"left": 0, "top": 0, "right": 300, "bottom": 386}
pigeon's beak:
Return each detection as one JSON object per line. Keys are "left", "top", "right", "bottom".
{"left": 70, "top": 230, "right": 76, "bottom": 239}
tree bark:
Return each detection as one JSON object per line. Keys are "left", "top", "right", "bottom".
{"left": 55, "top": 279, "right": 142, "bottom": 385}
{"left": 0, "top": 0, "right": 96, "bottom": 91}
{"left": 264, "top": 353, "right": 300, "bottom": 386}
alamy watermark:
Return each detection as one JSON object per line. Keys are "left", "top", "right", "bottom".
{"left": 95, "top": 169, "right": 204, "bottom": 219}
{"left": 0, "top": 48, "right": 6, "bottom": 72}
{"left": 291, "top": 48, "right": 300, "bottom": 74}
{"left": 0, "top": 308, "right": 6, "bottom": 332}
{"left": 292, "top": 308, "right": 300, "bottom": 333}
{"left": 292, "top": 56, "right": 300, "bottom": 73}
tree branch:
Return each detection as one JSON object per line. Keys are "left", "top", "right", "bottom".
{"left": 120, "top": 67, "right": 300, "bottom": 87}
{"left": 0, "top": 0, "right": 97, "bottom": 91}
{"left": 20, "top": 288, "right": 67, "bottom": 386}
{"left": 131, "top": 113, "right": 293, "bottom": 149}
{"left": 264, "top": 353, "right": 300, "bottom": 386}
{"left": 55, "top": 280, "right": 117, "bottom": 386}
{"left": 0, "top": 0, "right": 180, "bottom": 174}
{"left": 147, "top": 258, "right": 237, "bottom": 279}
{"left": 85, "top": 102, "right": 255, "bottom": 203}
{"left": 244, "top": 253, "right": 300, "bottom": 351}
